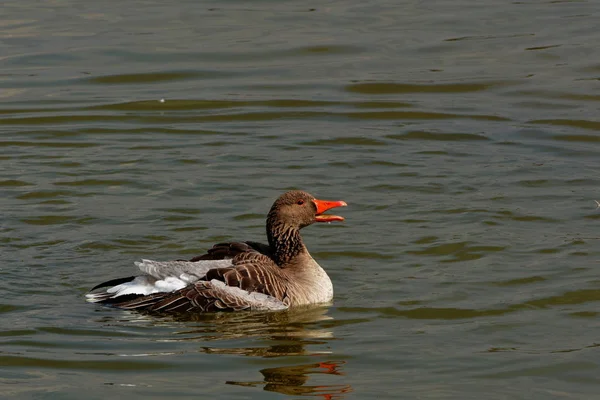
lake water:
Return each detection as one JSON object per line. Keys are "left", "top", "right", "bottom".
{"left": 2, "top": 0, "right": 600, "bottom": 398}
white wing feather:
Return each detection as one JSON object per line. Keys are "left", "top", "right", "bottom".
{"left": 134, "top": 259, "right": 233, "bottom": 280}
{"left": 86, "top": 259, "right": 235, "bottom": 301}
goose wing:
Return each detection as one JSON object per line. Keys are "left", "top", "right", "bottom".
{"left": 143, "top": 280, "right": 287, "bottom": 312}
{"left": 85, "top": 259, "right": 233, "bottom": 303}
{"left": 101, "top": 252, "right": 288, "bottom": 312}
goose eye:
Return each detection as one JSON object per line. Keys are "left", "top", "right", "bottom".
{"left": 297, "top": 199, "right": 305, "bottom": 205}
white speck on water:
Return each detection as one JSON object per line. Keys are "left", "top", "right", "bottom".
{"left": 159, "top": 98, "right": 165, "bottom": 103}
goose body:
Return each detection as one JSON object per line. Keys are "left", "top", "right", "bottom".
{"left": 86, "top": 190, "right": 346, "bottom": 313}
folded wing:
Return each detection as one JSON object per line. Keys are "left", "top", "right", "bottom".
{"left": 121, "top": 280, "right": 288, "bottom": 312}
{"left": 86, "top": 247, "right": 289, "bottom": 312}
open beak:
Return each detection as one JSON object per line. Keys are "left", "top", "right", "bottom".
{"left": 313, "top": 199, "right": 347, "bottom": 222}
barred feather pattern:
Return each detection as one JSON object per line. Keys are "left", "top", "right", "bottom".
{"left": 103, "top": 251, "right": 291, "bottom": 312}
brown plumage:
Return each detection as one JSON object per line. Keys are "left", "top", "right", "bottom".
{"left": 86, "top": 190, "right": 347, "bottom": 313}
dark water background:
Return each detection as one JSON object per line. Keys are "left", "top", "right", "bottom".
{"left": 2, "top": 1, "right": 600, "bottom": 398}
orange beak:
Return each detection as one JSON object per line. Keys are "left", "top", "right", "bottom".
{"left": 313, "top": 199, "right": 347, "bottom": 222}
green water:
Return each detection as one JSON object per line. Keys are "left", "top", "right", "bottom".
{"left": 2, "top": 1, "right": 599, "bottom": 398}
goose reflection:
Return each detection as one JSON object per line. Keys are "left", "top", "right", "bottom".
{"left": 171, "top": 306, "right": 352, "bottom": 398}
{"left": 96, "top": 306, "right": 352, "bottom": 398}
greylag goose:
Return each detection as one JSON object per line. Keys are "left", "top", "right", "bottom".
{"left": 86, "top": 190, "right": 347, "bottom": 312}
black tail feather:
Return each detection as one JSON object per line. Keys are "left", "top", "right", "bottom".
{"left": 89, "top": 276, "right": 136, "bottom": 292}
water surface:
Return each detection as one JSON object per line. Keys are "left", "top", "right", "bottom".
{"left": 2, "top": 0, "right": 600, "bottom": 398}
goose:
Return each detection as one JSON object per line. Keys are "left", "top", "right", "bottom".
{"left": 86, "top": 190, "right": 347, "bottom": 312}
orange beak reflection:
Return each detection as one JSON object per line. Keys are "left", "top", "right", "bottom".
{"left": 313, "top": 199, "right": 347, "bottom": 222}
